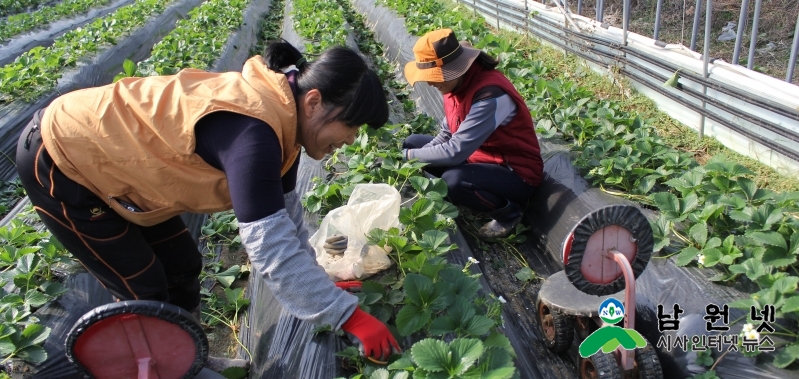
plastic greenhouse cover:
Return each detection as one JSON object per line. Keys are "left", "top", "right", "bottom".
{"left": 0, "top": 0, "right": 205, "bottom": 183}
{"left": 0, "top": 0, "right": 136, "bottom": 67}
{"left": 347, "top": 0, "right": 799, "bottom": 377}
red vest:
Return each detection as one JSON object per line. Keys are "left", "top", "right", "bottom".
{"left": 444, "top": 65, "right": 543, "bottom": 186}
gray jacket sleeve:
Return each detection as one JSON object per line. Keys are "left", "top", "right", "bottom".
{"left": 407, "top": 95, "right": 516, "bottom": 166}
{"left": 427, "top": 119, "right": 452, "bottom": 146}
{"left": 239, "top": 209, "right": 358, "bottom": 329}
{"left": 283, "top": 190, "right": 315, "bottom": 259}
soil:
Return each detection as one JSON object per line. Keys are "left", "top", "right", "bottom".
{"left": 203, "top": 243, "right": 252, "bottom": 360}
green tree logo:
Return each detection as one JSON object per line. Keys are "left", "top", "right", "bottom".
{"left": 579, "top": 297, "right": 647, "bottom": 358}
{"left": 579, "top": 325, "right": 648, "bottom": 357}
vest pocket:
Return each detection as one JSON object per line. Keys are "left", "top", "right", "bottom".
{"left": 108, "top": 196, "right": 177, "bottom": 227}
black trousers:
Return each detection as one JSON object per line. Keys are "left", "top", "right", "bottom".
{"left": 16, "top": 111, "right": 202, "bottom": 311}
{"left": 403, "top": 134, "right": 536, "bottom": 213}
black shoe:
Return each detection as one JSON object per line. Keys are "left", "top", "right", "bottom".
{"left": 477, "top": 201, "right": 523, "bottom": 239}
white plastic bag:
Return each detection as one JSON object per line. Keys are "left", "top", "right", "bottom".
{"left": 310, "top": 183, "right": 400, "bottom": 281}
{"left": 718, "top": 21, "right": 737, "bottom": 42}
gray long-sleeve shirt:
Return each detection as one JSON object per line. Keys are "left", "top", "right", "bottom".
{"left": 239, "top": 193, "right": 358, "bottom": 330}
{"left": 405, "top": 89, "right": 517, "bottom": 166}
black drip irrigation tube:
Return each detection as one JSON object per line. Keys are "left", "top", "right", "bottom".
{"left": 462, "top": 0, "right": 799, "bottom": 162}
{"left": 347, "top": 0, "right": 799, "bottom": 378}
{"left": 0, "top": 0, "right": 273, "bottom": 375}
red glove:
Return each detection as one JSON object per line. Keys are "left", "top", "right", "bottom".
{"left": 335, "top": 281, "right": 362, "bottom": 292}
{"left": 341, "top": 307, "right": 401, "bottom": 363}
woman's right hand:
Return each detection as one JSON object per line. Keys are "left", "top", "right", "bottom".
{"left": 341, "top": 307, "right": 401, "bottom": 363}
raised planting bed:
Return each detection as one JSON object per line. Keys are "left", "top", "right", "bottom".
{"left": 355, "top": 0, "right": 799, "bottom": 377}
{"left": 0, "top": 0, "right": 60, "bottom": 18}
{"left": 0, "top": 0, "right": 278, "bottom": 376}
{"left": 0, "top": 0, "right": 135, "bottom": 67}
{"left": 261, "top": 1, "right": 520, "bottom": 378}
{"left": 0, "top": 0, "right": 206, "bottom": 184}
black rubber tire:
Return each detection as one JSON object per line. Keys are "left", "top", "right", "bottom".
{"left": 581, "top": 351, "right": 622, "bottom": 379}
{"left": 66, "top": 300, "right": 208, "bottom": 379}
{"left": 566, "top": 205, "right": 655, "bottom": 296}
{"left": 634, "top": 346, "right": 664, "bottom": 379}
{"left": 538, "top": 301, "right": 574, "bottom": 353}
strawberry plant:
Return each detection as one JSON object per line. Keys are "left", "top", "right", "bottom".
{"left": 112, "top": 59, "right": 138, "bottom": 82}
{"left": 0, "top": 207, "right": 74, "bottom": 365}
{"left": 293, "top": 0, "right": 348, "bottom": 54}
{"left": 134, "top": 0, "right": 251, "bottom": 76}
{"left": 337, "top": 0, "right": 416, "bottom": 118}
{"left": 201, "top": 210, "right": 241, "bottom": 250}
{"left": 382, "top": 0, "right": 799, "bottom": 367}
{"left": 294, "top": 1, "right": 518, "bottom": 377}
{"left": 393, "top": 336, "right": 515, "bottom": 378}
{"left": 0, "top": 0, "right": 112, "bottom": 42}
{"left": 0, "top": 0, "right": 172, "bottom": 102}
{"left": 0, "top": 178, "right": 25, "bottom": 219}
{"left": 0, "top": 0, "right": 51, "bottom": 17}
{"left": 249, "top": 0, "right": 285, "bottom": 56}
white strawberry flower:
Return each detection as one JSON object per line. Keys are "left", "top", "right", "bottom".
{"left": 742, "top": 323, "right": 754, "bottom": 333}
{"left": 468, "top": 257, "right": 479, "bottom": 264}
{"left": 697, "top": 254, "right": 705, "bottom": 266}
{"left": 745, "top": 329, "right": 760, "bottom": 341}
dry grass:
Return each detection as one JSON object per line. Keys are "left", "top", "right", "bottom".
{"left": 570, "top": 0, "right": 799, "bottom": 82}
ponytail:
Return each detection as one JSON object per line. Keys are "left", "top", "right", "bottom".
{"left": 263, "top": 41, "right": 308, "bottom": 72}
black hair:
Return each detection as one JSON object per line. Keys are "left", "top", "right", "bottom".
{"left": 263, "top": 41, "right": 389, "bottom": 129}
{"left": 474, "top": 51, "right": 499, "bottom": 70}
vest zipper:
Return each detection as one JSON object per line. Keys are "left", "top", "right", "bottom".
{"left": 501, "top": 153, "right": 513, "bottom": 171}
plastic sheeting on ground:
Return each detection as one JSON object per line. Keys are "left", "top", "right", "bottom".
{"left": 15, "top": 273, "right": 115, "bottom": 378}
{"left": 532, "top": 128, "right": 798, "bottom": 379}
{"left": 0, "top": 0, "right": 274, "bottom": 375}
{"left": 236, "top": 6, "right": 346, "bottom": 375}
{"left": 347, "top": 0, "right": 799, "bottom": 377}
{"left": 211, "top": 0, "right": 273, "bottom": 73}
{"left": 350, "top": 0, "right": 444, "bottom": 123}
{"left": 0, "top": 0, "right": 136, "bottom": 66}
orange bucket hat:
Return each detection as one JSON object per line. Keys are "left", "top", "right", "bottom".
{"left": 403, "top": 29, "right": 482, "bottom": 86}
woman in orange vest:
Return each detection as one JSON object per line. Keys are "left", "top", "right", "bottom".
{"left": 402, "top": 29, "right": 544, "bottom": 239}
{"left": 16, "top": 42, "right": 399, "bottom": 370}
